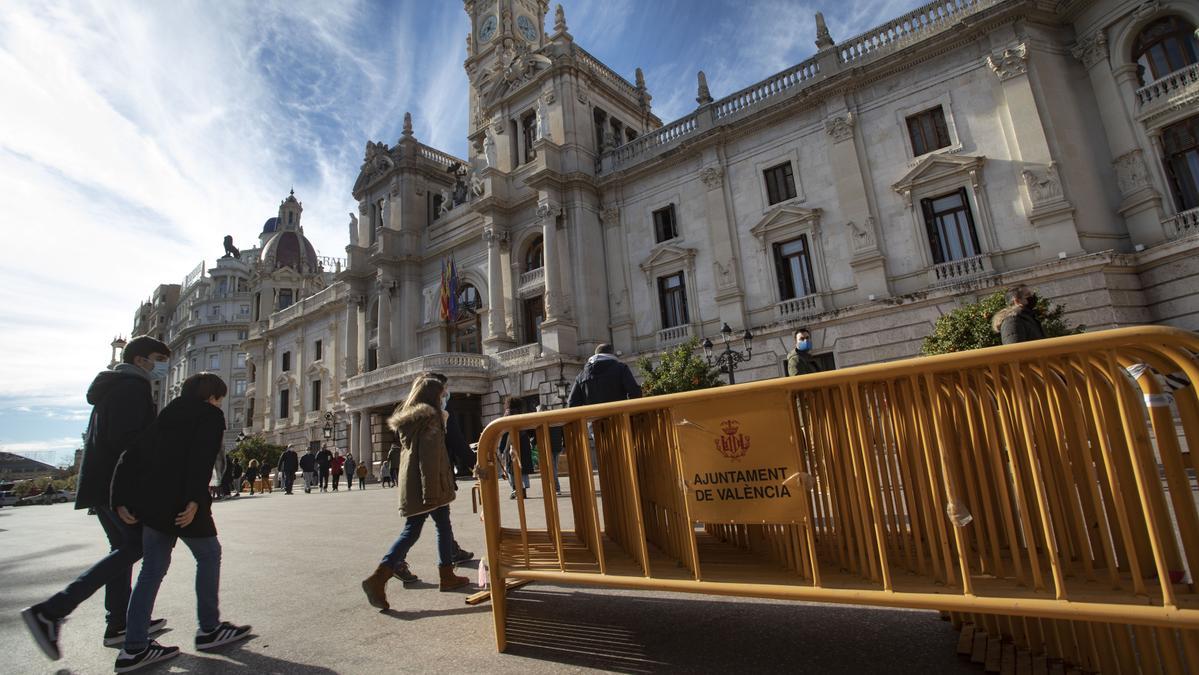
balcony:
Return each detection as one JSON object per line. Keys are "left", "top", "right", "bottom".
{"left": 517, "top": 267, "right": 545, "bottom": 297}
{"left": 344, "top": 352, "right": 491, "bottom": 393}
{"left": 928, "top": 254, "right": 993, "bottom": 286}
{"left": 776, "top": 294, "right": 825, "bottom": 322}
{"left": 657, "top": 324, "right": 692, "bottom": 347}
{"left": 1135, "top": 63, "right": 1199, "bottom": 120}
{"left": 1164, "top": 206, "right": 1199, "bottom": 241}
{"left": 496, "top": 343, "right": 542, "bottom": 368}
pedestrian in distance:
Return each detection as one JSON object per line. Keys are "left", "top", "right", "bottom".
{"left": 535, "top": 405, "right": 566, "bottom": 496}
{"left": 299, "top": 448, "right": 316, "bottom": 494}
{"left": 21, "top": 336, "right": 172, "bottom": 662}
{"left": 380, "top": 459, "right": 393, "bottom": 488}
{"left": 331, "top": 451, "right": 345, "bottom": 491}
{"left": 243, "top": 460, "right": 259, "bottom": 496}
{"left": 110, "top": 372, "right": 251, "bottom": 672}
{"left": 784, "top": 327, "right": 825, "bottom": 377}
{"left": 229, "top": 457, "right": 242, "bottom": 497}
{"left": 356, "top": 461, "right": 368, "bottom": 490}
{"left": 343, "top": 451, "right": 357, "bottom": 491}
{"left": 499, "top": 397, "right": 534, "bottom": 500}
{"left": 279, "top": 445, "right": 298, "bottom": 495}
{"left": 361, "top": 376, "right": 471, "bottom": 611}
{"left": 993, "top": 285, "right": 1047, "bottom": 345}
{"left": 316, "top": 445, "right": 333, "bottom": 492}
{"left": 387, "top": 443, "right": 401, "bottom": 487}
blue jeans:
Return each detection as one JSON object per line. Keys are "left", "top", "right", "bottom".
{"left": 40, "top": 506, "right": 142, "bottom": 627}
{"left": 125, "top": 527, "right": 221, "bottom": 651}
{"left": 381, "top": 505, "right": 455, "bottom": 568}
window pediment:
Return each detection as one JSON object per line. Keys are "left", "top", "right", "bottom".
{"left": 892, "top": 154, "right": 986, "bottom": 203}
{"left": 639, "top": 244, "right": 696, "bottom": 284}
{"left": 749, "top": 206, "right": 822, "bottom": 248}
{"left": 274, "top": 372, "right": 295, "bottom": 388}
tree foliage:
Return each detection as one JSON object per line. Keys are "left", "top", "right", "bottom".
{"left": 229, "top": 435, "right": 286, "bottom": 472}
{"left": 13, "top": 474, "right": 77, "bottom": 497}
{"left": 920, "top": 291, "right": 1083, "bottom": 356}
{"left": 636, "top": 338, "right": 725, "bottom": 396}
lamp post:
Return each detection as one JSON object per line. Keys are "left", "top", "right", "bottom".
{"left": 322, "top": 411, "right": 334, "bottom": 445}
{"left": 554, "top": 359, "right": 571, "bottom": 408}
{"left": 702, "top": 322, "right": 754, "bottom": 385}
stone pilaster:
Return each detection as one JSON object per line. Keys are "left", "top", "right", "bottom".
{"left": 376, "top": 279, "right": 393, "bottom": 367}
{"left": 697, "top": 159, "right": 748, "bottom": 327}
{"left": 824, "top": 108, "right": 889, "bottom": 300}
{"left": 483, "top": 225, "right": 513, "bottom": 349}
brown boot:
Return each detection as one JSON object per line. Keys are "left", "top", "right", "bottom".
{"left": 438, "top": 564, "right": 470, "bottom": 591}
{"left": 361, "top": 565, "right": 391, "bottom": 610}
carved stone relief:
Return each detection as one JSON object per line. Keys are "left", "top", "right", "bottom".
{"left": 1114, "top": 150, "right": 1151, "bottom": 196}
{"left": 824, "top": 112, "right": 856, "bottom": 143}
{"left": 1070, "top": 31, "right": 1108, "bottom": 69}
{"left": 699, "top": 166, "right": 724, "bottom": 189}
{"left": 987, "top": 43, "right": 1029, "bottom": 81}
{"left": 1022, "top": 163, "right": 1064, "bottom": 206}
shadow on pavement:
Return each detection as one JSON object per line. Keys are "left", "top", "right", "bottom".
{"left": 501, "top": 587, "right": 966, "bottom": 674}
{"left": 170, "top": 639, "right": 339, "bottom": 674}
{"left": 382, "top": 604, "right": 491, "bottom": 621}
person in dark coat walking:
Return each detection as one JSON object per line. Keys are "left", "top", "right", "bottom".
{"left": 784, "top": 328, "right": 825, "bottom": 377}
{"left": 993, "top": 285, "right": 1047, "bottom": 345}
{"left": 110, "top": 373, "right": 250, "bottom": 671}
{"left": 21, "top": 336, "right": 170, "bottom": 662}
{"left": 567, "top": 344, "right": 641, "bottom": 408}
{"left": 387, "top": 443, "right": 401, "bottom": 487}
{"left": 279, "top": 446, "right": 298, "bottom": 495}
{"left": 316, "top": 446, "right": 333, "bottom": 492}
{"left": 299, "top": 449, "right": 317, "bottom": 493}
{"left": 499, "top": 398, "right": 535, "bottom": 500}
{"left": 343, "top": 452, "right": 357, "bottom": 491}
{"left": 243, "top": 460, "right": 259, "bottom": 496}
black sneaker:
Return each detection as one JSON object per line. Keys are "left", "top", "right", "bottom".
{"left": 194, "top": 621, "right": 251, "bottom": 650}
{"left": 21, "top": 605, "right": 62, "bottom": 661}
{"left": 392, "top": 562, "right": 420, "bottom": 585}
{"left": 103, "top": 618, "right": 167, "bottom": 646}
{"left": 451, "top": 548, "right": 475, "bottom": 565}
{"left": 114, "top": 640, "right": 179, "bottom": 673}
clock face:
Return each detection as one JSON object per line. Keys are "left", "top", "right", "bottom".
{"left": 516, "top": 15, "right": 537, "bottom": 42}
{"left": 478, "top": 14, "right": 498, "bottom": 43}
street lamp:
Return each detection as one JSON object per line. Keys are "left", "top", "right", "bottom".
{"left": 554, "top": 359, "right": 571, "bottom": 408}
{"left": 702, "top": 322, "right": 754, "bottom": 385}
{"left": 322, "top": 411, "right": 334, "bottom": 440}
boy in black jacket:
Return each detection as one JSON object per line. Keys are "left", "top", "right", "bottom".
{"left": 111, "top": 373, "right": 250, "bottom": 672}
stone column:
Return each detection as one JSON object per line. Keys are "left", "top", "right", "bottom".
{"left": 377, "top": 280, "right": 393, "bottom": 367}
{"left": 601, "top": 206, "right": 634, "bottom": 353}
{"left": 349, "top": 411, "right": 362, "bottom": 466}
{"left": 359, "top": 411, "right": 374, "bottom": 471}
{"left": 537, "top": 200, "right": 562, "bottom": 323}
{"left": 398, "top": 268, "right": 419, "bottom": 361}
{"left": 483, "top": 225, "right": 510, "bottom": 343}
{"left": 344, "top": 295, "right": 360, "bottom": 377}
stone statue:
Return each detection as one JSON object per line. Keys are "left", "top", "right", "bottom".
{"left": 536, "top": 97, "right": 550, "bottom": 140}
{"left": 447, "top": 161, "right": 468, "bottom": 205}
{"left": 439, "top": 188, "right": 452, "bottom": 216}
{"left": 483, "top": 130, "right": 497, "bottom": 168}
{"left": 348, "top": 213, "right": 359, "bottom": 246}
{"left": 222, "top": 235, "right": 240, "bottom": 259}
{"left": 469, "top": 167, "right": 485, "bottom": 197}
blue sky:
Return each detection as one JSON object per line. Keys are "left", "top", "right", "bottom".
{"left": 0, "top": 0, "right": 927, "bottom": 466}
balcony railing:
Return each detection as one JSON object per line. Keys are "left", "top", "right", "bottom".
{"left": 518, "top": 267, "right": 545, "bottom": 296}
{"left": 837, "top": 0, "right": 999, "bottom": 66}
{"left": 776, "top": 294, "right": 825, "bottom": 322}
{"left": 496, "top": 343, "right": 542, "bottom": 366}
{"left": 345, "top": 352, "right": 491, "bottom": 392}
{"left": 1135, "top": 63, "right": 1199, "bottom": 107}
{"left": 572, "top": 44, "right": 639, "bottom": 101}
{"left": 657, "top": 324, "right": 692, "bottom": 347}
{"left": 1164, "top": 206, "right": 1199, "bottom": 241}
{"left": 712, "top": 57, "right": 820, "bottom": 122}
{"left": 928, "top": 254, "right": 992, "bottom": 285}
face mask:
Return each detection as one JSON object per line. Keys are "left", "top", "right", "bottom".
{"left": 441, "top": 391, "right": 451, "bottom": 410}
{"left": 150, "top": 360, "right": 169, "bottom": 379}
{"left": 797, "top": 339, "right": 811, "bottom": 352}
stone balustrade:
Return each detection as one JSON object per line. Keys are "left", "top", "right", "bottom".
{"left": 1135, "top": 63, "right": 1199, "bottom": 107}
{"left": 518, "top": 266, "right": 545, "bottom": 295}
{"left": 269, "top": 284, "right": 344, "bottom": 330}
{"left": 838, "top": 0, "right": 998, "bottom": 66}
{"left": 1164, "top": 206, "right": 1199, "bottom": 241}
{"left": 418, "top": 144, "right": 465, "bottom": 168}
{"left": 344, "top": 352, "right": 491, "bottom": 393}
{"left": 776, "top": 294, "right": 824, "bottom": 322}
{"left": 928, "top": 254, "right": 992, "bottom": 285}
{"left": 712, "top": 58, "right": 820, "bottom": 122}
{"left": 657, "top": 324, "right": 692, "bottom": 347}
{"left": 572, "top": 45, "right": 639, "bottom": 101}
{"left": 496, "top": 343, "right": 542, "bottom": 367}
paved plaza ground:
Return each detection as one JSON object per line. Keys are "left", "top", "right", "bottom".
{"left": 0, "top": 477, "right": 976, "bottom": 674}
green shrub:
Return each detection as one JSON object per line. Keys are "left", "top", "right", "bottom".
{"left": 920, "top": 291, "right": 1083, "bottom": 356}
{"left": 229, "top": 435, "right": 286, "bottom": 471}
{"left": 636, "top": 337, "right": 724, "bottom": 396}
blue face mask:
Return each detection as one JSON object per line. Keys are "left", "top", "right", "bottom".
{"left": 150, "top": 360, "right": 169, "bottom": 379}
{"left": 796, "top": 339, "right": 811, "bottom": 352}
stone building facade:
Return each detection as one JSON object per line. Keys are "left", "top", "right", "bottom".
{"left": 133, "top": 0, "right": 1199, "bottom": 466}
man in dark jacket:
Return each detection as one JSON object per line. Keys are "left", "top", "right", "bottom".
{"left": 21, "top": 336, "right": 170, "bottom": 661}
{"left": 299, "top": 449, "right": 317, "bottom": 494}
{"left": 567, "top": 344, "right": 642, "bottom": 408}
{"left": 993, "top": 285, "right": 1047, "bottom": 345}
{"left": 315, "top": 446, "right": 333, "bottom": 492}
{"left": 785, "top": 328, "right": 824, "bottom": 377}
{"left": 279, "top": 445, "right": 298, "bottom": 495}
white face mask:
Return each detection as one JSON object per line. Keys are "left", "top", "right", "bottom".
{"left": 440, "top": 391, "right": 451, "bottom": 410}
{"left": 150, "top": 360, "right": 169, "bottom": 379}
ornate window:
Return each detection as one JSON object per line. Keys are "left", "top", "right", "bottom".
{"left": 653, "top": 205, "right": 678, "bottom": 243}
{"left": 764, "top": 162, "right": 797, "bottom": 205}
{"left": 1133, "top": 16, "right": 1199, "bottom": 85}
{"left": 920, "top": 188, "right": 981, "bottom": 264}
{"left": 657, "top": 272, "right": 689, "bottom": 329}
{"left": 773, "top": 236, "right": 817, "bottom": 300}
{"left": 310, "top": 379, "right": 321, "bottom": 411}
{"left": 906, "top": 107, "right": 952, "bottom": 157}
{"left": 448, "top": 283, "right": 483, "bottom": 354}
{"left": 279, "top": 389, "right": 289, "bottom": 419}
{"left": 522, "top": 111, "right": 537, "bottom": 163}
{"left": 524, "top": 236, "right": 544, "bottom": 272}
{"left": 278, "top": 288, "right": 293, "bottom": 310}
{"left": 522, "top": 296, "right": 544, "bottom": 345}
{"left": 314, "top": 339, "right": 323, "bottom": 361}
{"left": 281, "top": 351, "right": 291, "bottom": 372}
{"left": 1163, "top": 116, "right": 1199, "bottom": 210}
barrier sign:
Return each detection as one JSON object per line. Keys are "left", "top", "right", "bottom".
{"left": 673, "top": 390, "right": 805, "bottom": 524}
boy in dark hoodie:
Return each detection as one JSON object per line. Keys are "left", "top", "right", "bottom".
{"left": 110, "top": 372, "right": 250, "bottom": 673}
{"left": 21, "top": 336, "right": 170, "bottom": 662}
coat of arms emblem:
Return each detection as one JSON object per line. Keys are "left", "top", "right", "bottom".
{"left": 714, "top": 419, "right": 750, "bottom": 460}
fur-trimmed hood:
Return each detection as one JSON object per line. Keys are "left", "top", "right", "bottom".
{"left": 992, "top": 305, "right": 1022, "bottom": 333}
{"left": 388, "top": 402, "right": 441, "bottom": 434}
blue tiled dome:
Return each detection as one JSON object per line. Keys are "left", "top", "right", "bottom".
{"left": 262, "top": 217, "right": 278, "bottom": 233}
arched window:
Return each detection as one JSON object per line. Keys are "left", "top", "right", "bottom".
{"left": 1163, "top": 116, "right": 1199, "bottom": 211}
{"left": 524, "top": 236, "right": 544, "bottom": 272}
{"left": 1133, "top": 16, "right": 1199, "bottom": 85}
{"left": 448, "top": 283, "right": 483, "bottom": 354}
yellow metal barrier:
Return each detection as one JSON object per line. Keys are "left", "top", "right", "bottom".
{"left": 476, "top": 326, "right": 1199, "bottom": 672}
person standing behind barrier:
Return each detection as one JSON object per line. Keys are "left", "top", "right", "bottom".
{"left": 785, "top": 328, "right": 825, "bottom": 376}
{"left": 567, "top": 343, "right": 641, "bottom": 407}
{"left": 993, "top": 285, "right": 1047, "bottom": 345}
{"left": 316, "top": 446, "right": 333, "bottom": 493}
{"left": 21, "top": 336, "right": 170, "bottom": 662}
{"left": 361, "top": 377, "right": 470, "bottom": 611}
{"left": 499, "top": 398, "right": 534, "bottom": 500}
{"left": 343, "top": 452, "right": 357, "bottom": 491}
{"left": 279, "top": 446, "right": 298, "bottom": 495}
{"left": 299, "top": 448, "right": 316, "bottom": 494}
{"left": 331, "top": 451, "right": 345, "bottom": 491}
{"left": 535, "top": 405, "right": 565, "bottom": 496}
